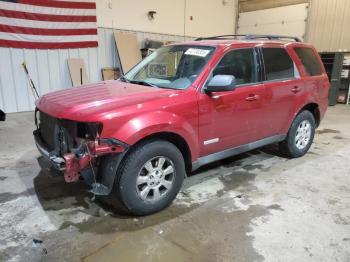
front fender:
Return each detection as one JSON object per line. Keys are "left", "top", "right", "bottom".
{"left": 108, "top": 111, "right": 199, "bottom": 161}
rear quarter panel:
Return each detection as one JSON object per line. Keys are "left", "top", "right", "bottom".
{"left": 282, "top": 44, "right": 330, "bottom": 133}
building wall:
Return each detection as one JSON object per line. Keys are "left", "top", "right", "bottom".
{"left": 184, "top": 0, "right": 237, "bottom": 37}
{"left": 238, "top": 0, "right": 350, "bottom": 52}
{"left": 96, "top": 0, "right": 236, "bottom": 37}
{"left": 1, "top": 0, "right": 237, "bottom": 113}
{"left": 306, "top": 0, "right": 350, "bottom": 52}
{"left": 0, "top": 28, "right": 189, "bottom": 113}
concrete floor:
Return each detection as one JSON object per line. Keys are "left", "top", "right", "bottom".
{"left": 0, "top": 105, "right": 350, "bottom": 262}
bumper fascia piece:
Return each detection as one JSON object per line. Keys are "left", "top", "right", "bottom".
{"left": 33, "top": 129, "right": 128, "bottom": 183}
{"left": 34, "top": 129, "right": 65, "bottom": 170}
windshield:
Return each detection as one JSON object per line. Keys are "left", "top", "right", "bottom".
{"left": 123, "top": 45, "right": 215, "bottom": 90}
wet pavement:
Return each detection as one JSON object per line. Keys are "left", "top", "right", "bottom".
{"left": 0, "top": 105, "right": 350, "bottom": 262}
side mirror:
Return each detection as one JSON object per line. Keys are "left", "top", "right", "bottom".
{"left": 205, "top": 75, "right": 236, "bottom": 92}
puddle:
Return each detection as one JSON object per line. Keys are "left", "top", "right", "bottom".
{"left": 82, "top": 204, "right": 268, "bottom": 262}
{"left": 333, "top": 135, "right": 347, "bottom": 140}
{"left": 33, "top": 169, "right": 195, "bottom": 234}
{"left": 58, "top": 201, "right": 193, "bottom": 235}
{"left": 0, "top": 188, "right": 35, "bottom": 203}
{"left": 316, "top": 128, "right": 340, "bottom": 134}
{"left": 267, "top": 204, "right": 284, "bottom": 211}
{"left": 29, "top": 141, "right": 280, "bottom": 237}
{"left": 32, "top": 164, "right": 259, "bottom": 235}
{"left": 217, "top": 171, "right": 257, "bottom": 197}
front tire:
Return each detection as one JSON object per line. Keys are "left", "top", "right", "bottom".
{"left": 279, "top": 110, "right": 316, "bottom": 158}
{"left": 116, "top": 140, "right": 185, "bottom": 216}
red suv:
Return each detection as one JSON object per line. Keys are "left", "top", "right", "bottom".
{"left": 34, "top": 35, "right": 329, "bottom": 215}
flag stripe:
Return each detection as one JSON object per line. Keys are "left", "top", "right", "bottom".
{"left": 0, "top": 1, "right": 96, "bottom": 16}
{"left": 0, "top": 16, "right": 97, "bottom": 29}
{"left": 0, "top": 0, "right": 98, "bottom": 49}
{"left": 0, "top": 9, "right": 97, "bottom": 22}
{"left": 54, "top": 0, "right": 95, "bottom": 2}
{"left": 0, "top": 39, "right": 98, "bottom": 48}
{"left": 0, "top": 24, "right": 97, "bottom": 35}
{"left": 0, "top": 31, "right": 97, "bottom": 41}
{"left": 18, "top": 0, "right": 96, "bottom": 9}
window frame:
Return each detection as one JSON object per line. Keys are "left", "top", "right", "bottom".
{"left": 259, "top": 46, "right": 297, "bottom": 83}
{"left": 202, "top": 47, "right": 262, "bottom": 93}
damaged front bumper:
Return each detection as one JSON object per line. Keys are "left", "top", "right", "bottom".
{"left": 33, "top": 109, "right": 130, "bottom": 195}
{"left": 34, "top": 129, "right": 66, "bottom": 171}
{"left": 33, "top": 129, "right": 128, "bottom": 182}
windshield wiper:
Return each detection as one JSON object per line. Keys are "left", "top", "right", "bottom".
{"left": 129, "top": 80, "right": 158, "bottom": 88}
{"left": 119, "top": 76, "right": 130, "bottom": 83}
{"left": 139, "top": 80, "right": 158, "bottom": 87}
{"left": 119, "top": 76, "right": 158, "bottom": 88}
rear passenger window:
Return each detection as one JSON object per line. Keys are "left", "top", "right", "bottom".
{"left": 213, "top": 48, "right": 256, "bottom": 86}
{"left": 262, "top": 48, "right": 294, "bottom": 81}
{"left": 294, "top": 47, "right": 322, "bottom": 76}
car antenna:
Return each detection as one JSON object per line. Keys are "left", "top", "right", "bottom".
{"left": 22, "top": 61, "right": 40, "bottom": 100}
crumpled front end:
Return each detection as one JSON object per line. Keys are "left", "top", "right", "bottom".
{"left": 33, "top": 109, "right": 128, "bottom": 194}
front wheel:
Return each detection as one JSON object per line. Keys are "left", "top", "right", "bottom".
{"left": 115, "top": 140, "right": 185, "bottom": 216}
{"left": 279, "top": 110, "right": 316, "bottom": 158}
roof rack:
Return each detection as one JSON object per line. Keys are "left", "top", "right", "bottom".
{"left": 195, "top": 34, "right": 302, "bottom": 42}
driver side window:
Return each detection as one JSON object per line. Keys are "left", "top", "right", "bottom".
{"left": 213, "top": 48, "right": 257, "bottom": 86}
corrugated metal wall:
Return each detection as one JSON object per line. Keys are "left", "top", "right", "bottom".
{"left": 0, "top": 27, "right": 192, "bottom": 113}
{"left": 238, "top": 0, "right": 350, "bottom": 52}
{"left": 306, "top": 0, "right": 350, "bottom": 52}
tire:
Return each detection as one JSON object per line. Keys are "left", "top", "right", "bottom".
{"left": 115, "top": 140, "right": 185, "bottom": 216}
{"left": 279, "top": 110, "right": 316, "bottom": 158}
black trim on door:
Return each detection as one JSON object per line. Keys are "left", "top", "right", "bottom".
{"left": 256, "top": 47, "right": 266, "bottom": 82}
{"left": 191, "top": 134, "right": 286, "bottom": 171}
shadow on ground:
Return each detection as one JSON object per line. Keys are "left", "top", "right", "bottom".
{"left": 32, "top": 143, "right": 283, "bottom": 235}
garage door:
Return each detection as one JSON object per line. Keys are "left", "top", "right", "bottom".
{"left": 237, "top": 3, "right": 309, "bottom": 41}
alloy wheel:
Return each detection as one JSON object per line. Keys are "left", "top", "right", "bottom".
{"left": 136, "top": 156, "right": 175, "bottom": 202}
{"left": 295, "top": 120, "right": 312, "bottom": 150}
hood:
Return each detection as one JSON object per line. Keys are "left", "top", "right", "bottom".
{"left": 36, "top": 80, "right": 177, "bottom": 121}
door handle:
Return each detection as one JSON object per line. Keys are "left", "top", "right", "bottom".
{"left": 245, "top": 94, "right": 259, "bottom": 101}
{"left": 291, "top": 86, "right": 301, "bottom": 93}
{"left": 211, "top": 94, "right": 221, "bottom": 99}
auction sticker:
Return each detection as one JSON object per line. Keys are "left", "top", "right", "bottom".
{"left": 185, "top": 48, "right": 210, "bottom": 57}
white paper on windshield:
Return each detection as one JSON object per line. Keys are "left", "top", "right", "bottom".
{"left": 185, "top": 48, "right": 210, "bottom": 57}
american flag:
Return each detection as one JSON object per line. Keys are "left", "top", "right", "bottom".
{"left": 0, "top": 0, "right": 98, "bottom": 49}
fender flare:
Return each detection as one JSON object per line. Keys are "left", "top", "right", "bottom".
{"left": 282, "top": 98, "right": 320, "bottom": 134}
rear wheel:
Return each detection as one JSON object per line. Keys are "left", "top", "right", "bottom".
{"left": 115, "top": 140, "right": 185, "bottom": 216}
{"left": 279, "top": 110, "right": 316, "bottom": 158}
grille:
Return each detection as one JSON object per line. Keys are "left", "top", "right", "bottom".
{"left": 39, "top": 111, "right": 58, "bottom": 151}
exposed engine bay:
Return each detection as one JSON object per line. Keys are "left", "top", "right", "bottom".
{"left": 33, "top": 109, "right": 128, "bottom": 195}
